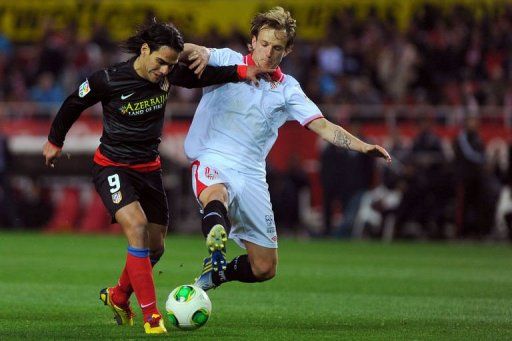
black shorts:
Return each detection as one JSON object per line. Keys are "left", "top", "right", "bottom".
{"left": 92, "top": 164, "right": 169, "bottom": 226}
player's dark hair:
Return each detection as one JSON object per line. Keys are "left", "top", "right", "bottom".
{"left": 250, "top": 7, "right": 296, "bottom": 49}
{"left": 121, "top": 18, "right": 184, "bottom": 55}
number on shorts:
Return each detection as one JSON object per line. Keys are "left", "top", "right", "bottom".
{"left": 107, "top": 174, "right": 121, "bottom": 193}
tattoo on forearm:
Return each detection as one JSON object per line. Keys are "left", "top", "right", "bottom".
{"left": 333, "top": 128, "right": 352, "bottom": 149}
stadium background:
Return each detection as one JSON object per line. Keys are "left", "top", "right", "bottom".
{"left": 0, "top": 0, "right": 511, "bottom": 241}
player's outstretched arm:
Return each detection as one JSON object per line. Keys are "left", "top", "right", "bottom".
{"left": 307, "top": 118, "right": 392, "bottom": 163}
{"left": 170, "top": 63, "right": 275, "bottom": 88}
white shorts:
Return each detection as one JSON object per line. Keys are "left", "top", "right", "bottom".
{"left": 191, "top": 157, "right": 278, "bottom": 249}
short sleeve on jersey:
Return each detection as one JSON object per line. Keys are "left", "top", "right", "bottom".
{"left": 284, "top": 76, "right": 323, "bottom": 126}
{"left": 208, "top": 48, "right": 243, "bottom": 67}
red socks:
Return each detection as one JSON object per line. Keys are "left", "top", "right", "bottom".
{"left": 111, "top": 267, "right": 132, "bottom": 307}
{"left": 112, "top": 246, "right": 159, "bottom": 321}
{"left": 111, "top": 251, "right": 162, "bottom": 312}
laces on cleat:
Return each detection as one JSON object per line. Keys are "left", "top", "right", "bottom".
{"left": 211, "top": 249, "right": 227, "bottom": 272}
{"left": 194, "top": 256, "right": 222, "bottom": 291}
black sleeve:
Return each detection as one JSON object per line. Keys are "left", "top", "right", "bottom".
{"left": 48, "top": 70, "right": 108, "bottom": 147}
{"left": 167, "top": 63, "right": 240, "bottom": 89}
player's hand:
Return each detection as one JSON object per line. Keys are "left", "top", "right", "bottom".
{"left": 365, "top": 144, "right": 392, "bottom": 163}
{"left": 245, "top": 65, "right": 275, "bottom": 87}
{"left": 187, "top": 46, "right": 210, "bottom": 79}
{"left": 43, "top": 141, "right": 62, "bottom": 168}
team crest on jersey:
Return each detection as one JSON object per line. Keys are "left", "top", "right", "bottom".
{"left": 204, "top": 167, "right": 218, "bottom": 180}
{"left": 78, "top": 79, "right": 91, "bottom": 98}
{"left": 159, "top": 77, "right": 169, "bottom": 92}
{"left": 111, "top": 191, "right": 122, "bottom": 204}
{"left": 270, "top": 81, "right": 279, "bottom": 89}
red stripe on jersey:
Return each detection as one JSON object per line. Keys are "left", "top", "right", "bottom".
{"left": 244, "top": 53, "right": 285, "bottom": 83}
{"left": 191, "top": 160, "right": 207, "bottom": 197}
{"left": 93, "top": 148, "right": 161, "bottom": 172}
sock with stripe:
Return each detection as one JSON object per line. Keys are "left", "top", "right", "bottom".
{"left": 124, "top": 246, "right": 160, "bottom": 321}
{"left": 110, "top": 253, "right": 162, "bottom": 307}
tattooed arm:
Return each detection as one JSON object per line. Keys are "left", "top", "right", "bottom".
{"left": 307, "top": 118, "right": 392, "bottom": 162}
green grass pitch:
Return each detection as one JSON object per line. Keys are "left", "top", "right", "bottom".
{"left": 1, "top": 231, "right": 512, "bottom": 339}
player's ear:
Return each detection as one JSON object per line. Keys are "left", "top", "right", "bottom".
{"left": 283, "top": 46, "right": 292, "bottom": 57}
{"left": 251, "top": 36, "right": 257, "bottom": 48}
{"left": 140, "top": 43, "right": 150, "bottom": 56}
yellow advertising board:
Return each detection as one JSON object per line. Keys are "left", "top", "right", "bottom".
{"left": 0, "top": 0, "right": 507, "bottom": 42}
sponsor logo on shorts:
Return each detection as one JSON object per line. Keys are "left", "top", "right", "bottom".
{"left": 112, "top": 191, "right": 122, "bottom": 204}
{"left": 265, "top": 214, "right": 274, "bottom": 227}
{"left": 78, "top": 79, "right": 90, "bottom": 98}
{"left": 265, "top": 215, "right": 277, "bottom": 242}
{"left": 204, "top": 167, "right": 218, "bottom": 180}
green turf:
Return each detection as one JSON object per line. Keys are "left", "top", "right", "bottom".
{"left": 1, "top": 232, "right": 512, "bottom": 340}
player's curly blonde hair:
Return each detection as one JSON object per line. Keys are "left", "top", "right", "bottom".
{"left": 250, "top": 7, "right": 296, "bottom": 49}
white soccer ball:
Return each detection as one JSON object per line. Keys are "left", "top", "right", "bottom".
{"left": 165, "top": 284, "right": 212, "bottom": 330}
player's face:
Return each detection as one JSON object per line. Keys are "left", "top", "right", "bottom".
{"left": 251, "top": 27, "right": 290, "bottom": 69}
{"left": 139, "top": 44, "right": 180, "bottom": 83}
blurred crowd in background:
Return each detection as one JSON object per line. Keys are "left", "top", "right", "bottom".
{"left": 0, "top": 3, "right": 511, "bottom": 241}
{"left": 1, "top": 4, "right": 512, "bottom": 108}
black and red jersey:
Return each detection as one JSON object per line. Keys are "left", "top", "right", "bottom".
{"left": 48, "top": 57, "right": 242, "bottom": 168}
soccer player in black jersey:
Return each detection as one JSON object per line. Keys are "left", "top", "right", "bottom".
{"left": 42, "top": 20, "right": 273, "bottom": 334}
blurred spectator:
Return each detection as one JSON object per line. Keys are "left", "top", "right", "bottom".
{"left": 377, "top": 32, "right": 418, "bottom": 102}
{"left": 453, "top": 115, "right": 488, "bottom": 238}
{"left": 37, "top": 27, "right": 68, "bottom": 78}
{"left": 495, "top": 144, "right": 512, "bottom": 239}
{"left": 0, "top": 33, "right": 12, "bottom": 56}
{"left": 11, "top": 177, "right": 53, "bottom": 229}
{"left": 29, "top": 72, "right": 65, "bottom": 118}
{"left": 320, "top": 121, "right": 375, "bottom": 237}
{"left": 267, "top": 157, "right": 310, "bottom": 235}
{"left": 0, "top": 132, "right": 19, "bottom": 227}
{"left": 317, "top": 39, "right": 344, "bottom": 76}
{"left": 394, "top": 117, "right": 450, "bottom": 239}
{"left": 30, "top": 72, "right": 64, "bottom": 103}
